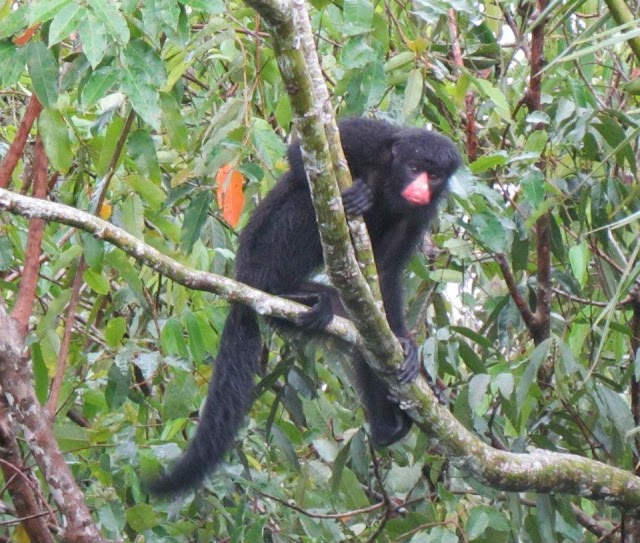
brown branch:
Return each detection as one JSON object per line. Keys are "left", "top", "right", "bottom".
{"left": 0, "top": 95, "right": 42, "bottom": 189}
{"left": 527, "top": 0, "right": 552, "bottom": 347}
{"left": 11, "top": 135, "right": 48, "bottom": 335}
{"left": 495, "top": 253, "right": 537, "bottom": 333}
{"left": 448, "top": 9, "right": 477, "bottom": 161}
{"left": 0, "top": 304, "right": 113, "bottom": 542}
{"left": 45, "top": 260, "right": 86, "bottom": 419}
{"left": 0, "top": 400, "right": 56, "bottom": 543}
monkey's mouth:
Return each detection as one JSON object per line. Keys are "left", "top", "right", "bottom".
{"left": 401, "top": 184, "right": 431, "bottom": 205}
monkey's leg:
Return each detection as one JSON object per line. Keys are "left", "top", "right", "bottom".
{"left": 281, "top": 282, "right": 340, "bottom": 331}
{"left": 353, "top": 351, "right": 413, "bottom": 446}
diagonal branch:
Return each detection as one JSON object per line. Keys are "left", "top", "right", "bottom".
{"left": 3, "top": 187, "right": 640, "bottom": 510}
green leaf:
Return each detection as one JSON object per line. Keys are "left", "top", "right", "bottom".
{"left": 475, "top": 78, "right": 510, "bottom": 120}
{"left": 181, "top": 190, "right": 213, "bottom": 252}
{"left": 80, "top": 66, "right": 118, "bottom": 108}
{"left": 126, "top": 174, "right": 166, "bottom": 211}
{"left": 27, "top": 0, "right": 72, "bottom": 25}
{"left": 185, "top": 311, "right": 206, "bottom": 363}
{"left": 160, "top": 92, "right": 188, "bottom": 152}
{"left": 162, "top": 372, "right": 197, "bottom": 419}
{"left": 49, "top": 3, "right": 86, "bottom": 45}
{"left": 121, "top": 193, "right": 145, "bottom": 239}
{"left": 469, "top": 152, "right": 508, "bottom": 174}
{"left": 86, "top": 0, "right": 129, "bottom": 44}
{"left": 120, "top": 65, "right": 161, "bottom": 129}
{"left": 154, "top": 0, "right": 180, "bottom": 31}
{"left": 121, "top": 40, "right": 167, "bottom": 86}
{"left": 128, "top": 129, "right": 161, "bottom": 183}
{"left": 105, "top": 317, "right": 126, "bottom": 347}
{"left": 39, "top": 109, "right": 73, "bottom": 172}
{"left": 568, "top": 240, "right": 589, "bottom": 288}
{"left": 160, "top": 318, "right": 188, "bottom": 358}
{"left": 105, "top": 364, "right": 129, "bottom": 409}
{"left": 0, "top": 41, "right": 26, "bottom": 90}
{"left": 125, "top": 504, "right": 159, "bottom": 532}
{"left": 0, "top": 6, "right": 27, "bottom": 40}
{"left": 402, "top": 69, "right": 423, "bottom": 118}
{"left": 342, "top": 0, "right": 373, "bottom": 36}
{"left": 26, "top": 41, "right": 59, "bottom": 108}
{"left": 78, "top": 9, "right": 107, "bottom": 68}
{"left": 83, "top": 268, "right": 110, "bottom": 295}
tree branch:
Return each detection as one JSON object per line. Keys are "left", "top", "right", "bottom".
{"left": 2, "top": 187, "right": 640, "bottom": 510}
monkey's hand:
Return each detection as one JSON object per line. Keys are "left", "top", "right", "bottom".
{"left": 342, "top": 178, "right": 373, "bottom": 216}
{"left": 296, "top": 292, "right": 334, "bottom": 331}
{"left": 397, "top": 337, "right": 420, "bottom": 383}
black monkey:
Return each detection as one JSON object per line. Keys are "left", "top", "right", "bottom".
{"left": 149, "top": 118, "right": 461, "bottom": 495}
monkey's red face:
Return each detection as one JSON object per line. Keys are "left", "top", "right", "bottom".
{"left": 401, "top": 172, "right": 431, "bottom": 205}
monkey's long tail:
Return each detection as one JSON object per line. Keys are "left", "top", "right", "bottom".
{"left": 148, "top": 303, "right": 261, "bottom": 495}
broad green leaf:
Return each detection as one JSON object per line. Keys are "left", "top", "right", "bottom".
{"left": 162, "top": 372, "right": 197, "bottom": 419}
{"left": 120, "top": 65, "right": 161, "bottom": 129}
{"left": 80, "top": 66, "right": 118, "bottom": 108}
{"left": 105, "top": 317, "right": 126, "bottom": 347}
{"left": 27, "top": 0, "right": 72, "bottom": 25}
{"left": 0, "top": 41, "right": 26, "bottom": 89}
{"left": 384, "top": 51, "right": 414, "bottom": 72}
{"left": 126, "top": 174, "right": 166, "bottom": 211}
{"left": 121, "top": 40, "right": 167, "bottom": 86}
{"left": 0, "top": 6, "right": 27, "bottom": 40}
{"left": 26, "top": 42, "right": 59, "bottom": 108}
{"left": 154, "top": 0, "right": 180, "bottom": 31}
{"left": 160, "top": 318, "right": 189, "bottom": 358}
{"left": 475, "top": 78, "right": 510, "bottom": 119}
{"left": 185, "top": 311, "right": 206, "bottom": 363}
{"left": 468, "top": 374, "right": 490, "bottom": 412}
{"left": 128, "top": 129, "right": 161, "bottom": 183}
{"left": 105, "top": 364, "right": 129, "bottom": 409}
{"left": 342, "top": 0, "right": 373, "bottom": 35}
{"left": 160, "top": 92, "right": 188, "bottom": 152}
{"left": 568, "top": 241, "right": 589, "bottom": 288}
{"left": 125, "top": 504, "right": 159, "bottom": 533}
{"left": 469, "top": 152, "right": 508, "bottom": 173}
{"left": 121, "top": 193, "right": 145, "bottom": 239}
{"left": 78, "top": 9, "right": 107, "bottom": 68}
{"left": 402, "top": 69, "right": 423, "bottom": 118}
{"left": 48, "top": 3, "right": 85, "bottom": 45}
{"left": 181, "top": 191, "right": 213, "bottom": 252}
{"left": 83, "top": 268, "right": 110, "bottom": 295}
{"left": 87, "top": 0, "right": 129, "bottom": 44}
{"left": 39, "top": 109, "right": 73, "bottom": 172}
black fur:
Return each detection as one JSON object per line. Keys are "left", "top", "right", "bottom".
{"left": 149, "top": 118, "right": 461, "bottom": 495}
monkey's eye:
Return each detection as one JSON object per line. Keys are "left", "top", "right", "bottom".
{"left": 408, "top": 166, "right": 421, "bottom": 175}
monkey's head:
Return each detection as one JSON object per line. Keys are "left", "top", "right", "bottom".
{"left": 388, "top": 129, "right": 461, "bottom": 212}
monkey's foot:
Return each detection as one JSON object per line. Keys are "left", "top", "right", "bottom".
{"left": 342, "top": 178, "right": 373, "bottom": 216}
{"left": 296, "top": 292, "right": 334, "bottom": 330}
{"left": 397, "top": 337, "right": 420, "bottom": 383}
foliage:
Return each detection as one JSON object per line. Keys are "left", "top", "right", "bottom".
{"left": 0, "top": 0, "right": 639, "bottom": 541}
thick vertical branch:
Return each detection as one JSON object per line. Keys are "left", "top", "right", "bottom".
{"left": 0, "top": 305, "right": 112, "bottom": 543}
{"left": 527, "top": 1, "right": 551, "bottom": 346}
{"left": 0, "top": 398, "right": 56, "bottom": 543}
{"left": 0, "top": 96, "right": 42, "bottom": 189}
{"left": 11, "top": 135, "right": 48, "bottom": 335}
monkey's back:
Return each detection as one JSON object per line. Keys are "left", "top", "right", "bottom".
{"left": 235, "top": 173, "right": 323, "bottom": 295}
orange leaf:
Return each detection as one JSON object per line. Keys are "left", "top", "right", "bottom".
{"left": 216, "top": 164, "right": 245, "bottom": 228}
{"left": 99, "top": 202, "right": 112, "bottom": 220}
{"left": 14, "top": 24, "right": 40, "bottom": 46}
